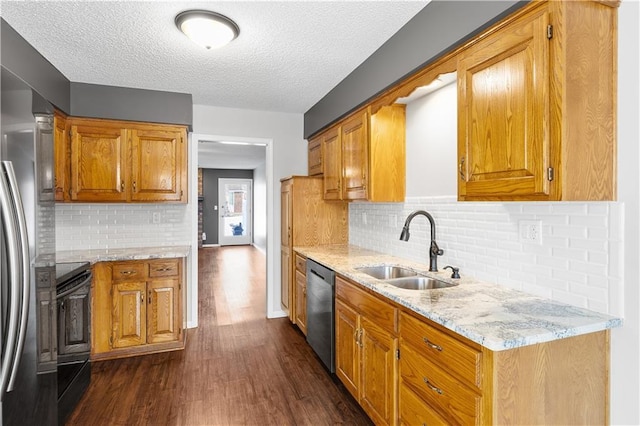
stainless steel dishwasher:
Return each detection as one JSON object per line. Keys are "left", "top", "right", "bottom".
{"left": 306, "top": 259, "right": 335, "bottom": 373}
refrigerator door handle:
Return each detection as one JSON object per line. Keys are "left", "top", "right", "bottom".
{"left": 1, "top": 161, "right": 31, "bottom": 395}
{"left": 0, "top": 162, "right": 25, "bottom": 400}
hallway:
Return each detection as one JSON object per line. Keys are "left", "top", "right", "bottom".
{"left": 67, "top": 246, "right": 370, "bottom": 425}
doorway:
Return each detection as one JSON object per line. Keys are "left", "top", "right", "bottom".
{"left": 218, "top": 178, "right": 252, "bottom": 245}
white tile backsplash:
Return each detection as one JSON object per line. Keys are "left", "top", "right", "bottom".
{"left": 349, "top": 196, "right": 623, "bottom": 316}
{"left": 56, "top": 204, "right": 191, "bottom": 251}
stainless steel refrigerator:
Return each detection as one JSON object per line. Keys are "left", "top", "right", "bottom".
{"left": 1, "top": 67, "right": 57, "bottom": 424}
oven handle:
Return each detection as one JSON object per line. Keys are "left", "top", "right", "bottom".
{"left": 57, "top": 272, "right": 92, "bottom": 300}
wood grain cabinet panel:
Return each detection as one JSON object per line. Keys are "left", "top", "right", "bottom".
{"left": 131, "top": 128, "right": 185, "bottom": 202}
{"left": 335, "top": 276, "right": 398, "bottom": 426}
{"left": 147, "top": 278, "right": 179, "bottom": 344}
{"left": 53, "top": 110, "right": 69, "bottom": 202}
{"left": 65, "top": 117, "right": 187, "bottom": 203}
{"left": 307, "top": 134, "right": 323, "bottom": 176}
{"left": 112, "top": 281, "right": 146, "bottom": 349}
{"left": 280, "top": 177, "right": 347, "bottom": 323}
{"left": 457, "top": 1, "right": 617, "bottom": 201}
{"left": 294, "top": 270, "right": 307, "bottom": 336}
{"left": 92, "top": 258, "right": 185, "bottom": 360}
{"left": 320, "top": 105, "right": 406, "bottom": 202}
{"left": 69, "top": 121, "right": 128, "bottom": 202}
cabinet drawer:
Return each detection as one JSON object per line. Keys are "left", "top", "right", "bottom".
{"left": 400, "top": 311, "right": 481, "bottom": 388}
{"left": 400, "top": 343, "right": 481, "bottom": 425}
{"left": 294, "top": 253, "right": 306, "bottom": 273}
{"left": 112, "top": 262, "right": 146, "bottom": 281}
{"left": 336, "top": 276, "right": 396, "bottom": 333}
{"left": 149, "top": 259, "right": 180, "bottom": 278}
{"left": 399, "top": 383, "right": 449, "bottom": 426}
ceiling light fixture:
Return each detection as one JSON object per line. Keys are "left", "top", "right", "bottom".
{"left": 175, "top": 10, "right": 239, "bottom": 50}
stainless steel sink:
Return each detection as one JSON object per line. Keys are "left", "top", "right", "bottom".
{"left": 356, "top": 265, "right": 417, "bottom": 280}
{"left": 385, "top": 276, "right": 458, "bottom": 290}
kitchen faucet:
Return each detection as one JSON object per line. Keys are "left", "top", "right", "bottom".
{"left": 399, "top": 210, "right": 443, "bottom": 271}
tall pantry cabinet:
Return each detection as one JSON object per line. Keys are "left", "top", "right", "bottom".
{"left": 280, "top": 176, "right": 348, "bottom": 326}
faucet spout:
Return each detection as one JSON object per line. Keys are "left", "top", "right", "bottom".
{"left": 399, "top": 210, "right": 443, "bottom": 271}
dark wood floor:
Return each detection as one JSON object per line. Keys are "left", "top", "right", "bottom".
{"left": 67, "top": 246, "right": 371, "bottom": 425}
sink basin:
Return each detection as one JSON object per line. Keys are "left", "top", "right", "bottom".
{"left": 356, "top": 265, "right": 417, "bottom": 280}
{"left": 385, "top": 276, "right": 458, "bottom": 290}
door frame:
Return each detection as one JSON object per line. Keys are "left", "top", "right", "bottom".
{"left": 218, "top": 178, "right": 253, "bottom": 246}
{"left": 189, "top": 133, "right": 276, "bottom": 328}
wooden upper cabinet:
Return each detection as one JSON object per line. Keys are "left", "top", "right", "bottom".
{"left": 322, "top": 127, "right": 342, "bottom": 200}
{"left": 308, "top": 134, "right": 323, "bottom": 176}
{"left": 458, "top": 1, "right": 617, "bottom": 201}
{"left": 321, "top": 104, "right": 406, "bottom": 202}
{"left": 130, "top": 128, "right": 185, "bottom": 202}
{"left": 70, "top": 120, "right": 128, "bottom": 202}
{"left": 66, "top": 118, "right": 188, "bottom": 203}
{"left": 458, "top": 8, "right": 550, "bottom": 200}
{"left": 342, "top": 112, "right": 368, "bottom": 201}
{"left": 53, "top": 110, "right": 68, "bottom": 202}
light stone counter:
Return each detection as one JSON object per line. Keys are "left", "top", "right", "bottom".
{"left": 57, "top": 245, "right": 190, "bottom": 264}
{"left": 294, "top": 244, "right": 622, "bottom": 351}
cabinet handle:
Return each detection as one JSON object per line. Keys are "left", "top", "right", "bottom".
{"left": 423, "top": 377, "right": 444, "bottom": 395}
{"left": 358, "top": 329, "right": 363, "bottom": 348}
{"left": 423, "top": 337, "right": 443, "bottom": 352}
{"left": 140, "top": 294, "right": 144, "bottom": 303}
{"left": 154, "top": 267, "right": 173, "bottom": 273}
{"left": 133, "top": 181, "right": 137, "bottom": 192}
{"left": 459, "top": 157, "right": 465, "bottom": 181}
{"left": 121, "top": 181, "right": 125, "bottom": 191}
{"left": 148, "top": 290, "right": 152, "bottom": 305}
{"left": 120, "top": 271, "right": 135, "bottom": 276}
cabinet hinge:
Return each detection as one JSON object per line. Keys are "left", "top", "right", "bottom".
{"left": 547, "top": 167, "right": 555, "bottom": 181}
{"left": 396, "top": 349, "right": 400, "bottom": 360}
{"left": 547, "top": 24, "right": 553, "bottom": 40}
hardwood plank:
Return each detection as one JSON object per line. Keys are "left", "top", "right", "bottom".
{"left": 67, "top": 246, "right": 370, "bottom": 425}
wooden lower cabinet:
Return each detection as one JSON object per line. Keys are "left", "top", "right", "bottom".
{"left": 334, "top": 276, "right": 610, "bottom": 425}
{"left": 335, "top": 276, "right": 398, "bottom": 426}
{"left": 92, "top": 257, "right": 185, "bottom": 360}
{"left": 294, "top": 273, "right": 307, "bottom": 336}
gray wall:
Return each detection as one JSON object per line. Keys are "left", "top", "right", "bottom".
{"left": 303, "top": 0, "right": 527, "bottom": 138}
{"left": 1, "top": 19, "right": 70, "bottom": 113}
{"left": 70, "top": 82, "right": 192, "bottom": 128}
{"left": 1, "top": 19, "right": 192, "bottom": 127}
{"left": 202, "top": 169, "right": 253, "bottom": 245}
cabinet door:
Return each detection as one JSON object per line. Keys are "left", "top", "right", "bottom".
{"left": 294, "top": 271, "right": 307, "bottom": 335}
{"left": 70, "top": 122, "right": 128, "bottom": 202}
{"left": 458, "top": 9, "right": 550, "bottom": 200}
{"left": 335, "top": 299, "right": 360, "bottom": 400}
{"left": 112, "top": 281, "right": 146, "bottom": 348}
{"left": 54, "top": 111, "right": 68, "bottom": 202}
{"left": 147, "top": 278, "right": 180, "bottom": 344}
{"left": 281, "top": 247, "right": 291, "bottom": 312}
{"left": 360, "top": 316, "right": 398, "bottom": 426}
{"left": 342, "top": 112, "right": 369, "bottom": 201}
{"left": 281, "top": 181, "right": 292, "bottom": 247}
{"left": 36, "top": 289, "right": 56, "bottom": 373}
{"left": 308, "top": 134, "right": 323, "bottom": 176}
{"left": 130, "top": 127, "right": 186, "bottom": 202}
{"left": 322, "top": 127, "right": 342, "bottom": 200}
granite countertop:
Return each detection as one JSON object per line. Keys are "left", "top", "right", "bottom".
{"left": 294, "top": 244, "right": 622, "bottom": 351}
{"left": 56, "top": 245, "right": 191, "bottom": 264}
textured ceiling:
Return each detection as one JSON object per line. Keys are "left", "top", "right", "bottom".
{"left": 0, "top": 1, "right": 428, "bottom": 114}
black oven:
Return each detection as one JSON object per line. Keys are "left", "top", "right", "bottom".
{"left": 55, "top": 262, "right": 91, "bottom": 425}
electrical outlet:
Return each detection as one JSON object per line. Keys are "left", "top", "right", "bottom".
{"left": 152, "top": 212, "right": 161, "bottom": 224}
{"left": 519, "top": 220, "right": 542, "bottom": 244}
